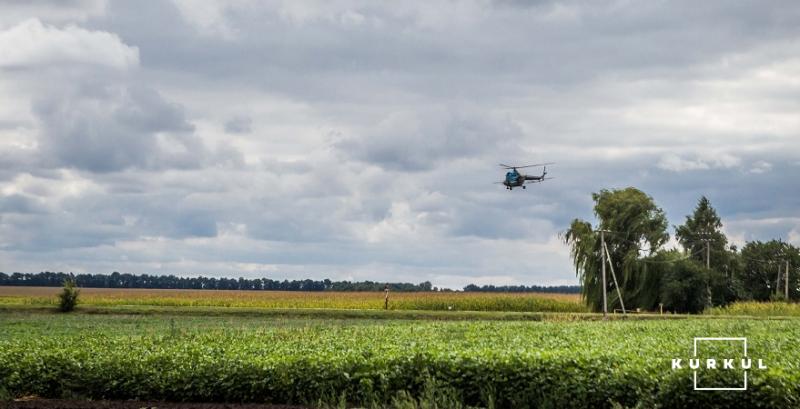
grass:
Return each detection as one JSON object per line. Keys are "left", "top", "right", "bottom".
{"left": 0, "top": 286, "right": 585, "bottom": 313}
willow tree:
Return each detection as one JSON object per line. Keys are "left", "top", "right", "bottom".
{"left": 564, "top": 188, "right": 669, "bottom": 311}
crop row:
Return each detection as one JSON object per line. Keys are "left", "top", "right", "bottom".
{"left": 1, "top": 315, "right": 798, "bottom": 408}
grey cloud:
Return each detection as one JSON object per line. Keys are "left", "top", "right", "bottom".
{"left": 224, "top": 116, "right": 252, "bottom": 134}
{"left": 0, "top": 152, "right": 33, "bottom": 181}
{"left": 335, "top": 109, "right": 522, "bottom": 171}
{"left": 0, "top": 120, "right": 32, "bottom": 129}
{"left": 32, "top": 83, "right": 240, "bottom": 173}
{"left": 70, "top": 188, "right": 221, "bottom": 240}
{"left": 0, "top": 194, "right": 46, "bottom": 214}
{"left": 86, "top": 1, "right": 800, "bottom": 105}
{"left": 148, "top": 208, "right": 218, "bottom": 238}
{"left": 0, "top": 187, "right": 222, "bottom": 253}
{"left": 0, "top": 212, "right": 127, "bottom": 251}
{"left": 449, "top": 209, "right": 556, "bottom": 240}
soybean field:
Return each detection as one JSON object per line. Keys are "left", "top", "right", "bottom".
{"left": 1, "top": 310, "right": 799, "bottom": 409}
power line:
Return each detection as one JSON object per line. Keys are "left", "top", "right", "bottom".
{"left": 596, "top": 229, "right": 796, "bottom": 266}
{"left": 599, "top": 230, "right": 719, "bottom": 256}
{"left": 591, "top": 229, "right": 707, "bottom": 265}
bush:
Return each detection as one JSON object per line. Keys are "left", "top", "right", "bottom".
{"left": 659, "top": 259, "right": 708, "bottom": 314}
{"left": 57, "top": 279, "right": 80, "bottom": 312}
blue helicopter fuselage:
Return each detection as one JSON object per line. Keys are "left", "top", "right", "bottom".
{"left": 505, "top": 169, "right": 521, "bottom": 186}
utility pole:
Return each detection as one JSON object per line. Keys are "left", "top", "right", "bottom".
{"left": 786, "top": 260, "right": 790, "bottom": 300}
{"left": 707, "top": 240, "right": 713, "bottom": 307}
{"left": 600, "top": 230, "right": 608, "bottom": 320}
{"left": 698, "top": 231, "right": 713, "bottom": 308}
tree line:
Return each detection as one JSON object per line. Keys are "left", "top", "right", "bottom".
{"left": 0, "top": 271, "right": 579, "bottom": 293}
{"left": 463, "top": 284, "right": 581, "bottom": 293}
{"left": 565, "top": 188, "right": 800, "bottom": 313}
{"left": 0, "top": 272, "right": 435, "bottom": 292}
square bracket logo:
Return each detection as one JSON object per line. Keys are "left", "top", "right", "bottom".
{"left": 693, "top": 337, "right": 747, "bottom": 391}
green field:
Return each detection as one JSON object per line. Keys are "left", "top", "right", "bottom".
{"left": 1, "top": 310, "right": 798, "bottom": 409}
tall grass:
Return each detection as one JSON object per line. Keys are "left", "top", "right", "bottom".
{"left": 706, "top": 301, "right": 800, "bottom": 317}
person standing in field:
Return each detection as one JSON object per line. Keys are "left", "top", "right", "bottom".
{"left": 384, "top": 284, "right": 389, "bottom": 310}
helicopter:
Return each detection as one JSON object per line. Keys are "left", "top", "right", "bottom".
{"left": 498, "top": 163, "right": 554, "bottom": 190}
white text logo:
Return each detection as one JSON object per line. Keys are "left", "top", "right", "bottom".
{"left": 671, "top": 337, "right": 766, "bottom": 391}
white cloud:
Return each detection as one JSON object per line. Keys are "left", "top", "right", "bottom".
{"left": 171, "top": 0, "right": 243, "bottom": 39}
{"left": 657, "top": 153, "right": 742, "bottom": 172}
{"left": 0, "top": 18, "right": 138, "bottom": 69}
{"left": 725, "top": 217, "right": 800, "bottom": 246}
{"left": 0, "top": 0, "right": 107, "bottom": 27}
{"left": 749, "top": 160, "right": 773, "bottom": 174}
{"left": 657, "top": 154, "right": 711, "bottom": 172}
{"left": 790, "top": 229, "right": 800, "bottom": 247}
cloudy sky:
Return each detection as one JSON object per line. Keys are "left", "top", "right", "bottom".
{"left": 1, "top": 1, "right": 798, "bottom": 288}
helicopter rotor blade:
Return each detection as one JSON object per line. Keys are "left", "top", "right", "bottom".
{"left": 512, "top": 162, "right": 555, "bottom": 169}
